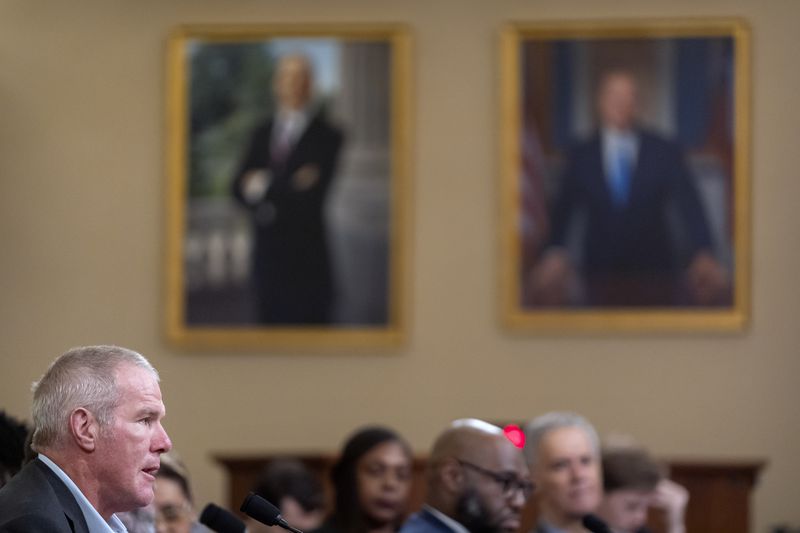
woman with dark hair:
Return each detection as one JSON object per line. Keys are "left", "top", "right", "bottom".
{"left": 317, "top": 426, "right": 413, "bottom": 533}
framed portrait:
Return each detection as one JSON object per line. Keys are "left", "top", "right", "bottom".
{"left": 164, "top": 24, "right": 411, "bottom": 349}
{"left": 500, "top": 19, "right": 750, "bottom": 332}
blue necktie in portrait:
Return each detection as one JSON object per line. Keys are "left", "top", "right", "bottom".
{"left": 611, "top": 144, "right": 632, "bottom": 207}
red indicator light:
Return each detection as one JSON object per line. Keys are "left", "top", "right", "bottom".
{"left": 503, "top": 424, "right": 525, "bottom": 449}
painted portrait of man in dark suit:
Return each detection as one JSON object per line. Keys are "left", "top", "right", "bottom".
{"left": 232, "top": 55, "right": 344, "bottom": 324}
{"left": 176, "top": 36, "right": 399, "bottom": 333}
{"left": 519, "top": 36, "right": 737, "bottom": 310}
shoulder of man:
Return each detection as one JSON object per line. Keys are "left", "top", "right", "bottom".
{"left": 0, "top": 513, "right": 73, "bottom": 533}
{"left": 307, "top": 110, "right": 344, "bottom": 139}
{"left": 0, "top": 459, "right": 88, "bottom": 533}
{"left": 568, "top": 132, "right": 602, "bottom": 157}
{"left": 252, "top": 118, "right": 275, "bottom": 139}
{"left": 399, "top": 509, "right": 454, "bottom": 533}
{"left": 636, "top": 127, "right": 681, "bottom": 152}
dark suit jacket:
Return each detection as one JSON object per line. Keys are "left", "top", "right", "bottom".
{"left": 548, "top": 129, "right": 713, "bottom": 305}
{"left": 232, "top": 110, "right": 344, "bottom": 324}
{"left": 399, "top": 508, "right": 460, "bottom": 533}
{"left": 0, "top": 458, "right": 89, "bottom": 533}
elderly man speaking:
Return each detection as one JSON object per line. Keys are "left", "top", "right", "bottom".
{"left": 0, "top": 345, "right": 172, "bottom": 532}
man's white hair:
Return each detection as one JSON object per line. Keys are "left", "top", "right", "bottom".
{"left": 30, "top": 345, "right": 158, "bottom": 452}
{"left": 523, "top": 411, "right": 599, "bottom": 467}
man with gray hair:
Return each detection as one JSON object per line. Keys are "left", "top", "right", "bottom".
{"left": 524, "top": 412, "right": 602, "bottom": 533}
{"left": 400, "top": 418, "right": 532, "bottom": 533}
{"left": 0, "top": 345, "right": 172, "bottom": 532}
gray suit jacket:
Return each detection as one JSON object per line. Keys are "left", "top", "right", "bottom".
{"left": 0, "top": 458, "right": 90, "bottom": 533}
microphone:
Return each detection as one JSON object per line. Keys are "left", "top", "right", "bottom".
{"left": 581, "top": 514, "right": 613, "bottom": 533}
{"left": 199, "top": 503, "right": 247, "bottom": 533}
{"left": 240, "top": 492, "right": 304, "bottom": 533}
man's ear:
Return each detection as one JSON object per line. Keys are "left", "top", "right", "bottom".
{"left": 69, "top": 408, "right": 98, "bottom": 452}
{"left": 439, "top": 458, "right": 465, "bottom": 494}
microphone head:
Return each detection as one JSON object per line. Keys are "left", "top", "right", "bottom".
{"left": 581, "top": 514, "right": 613, "bottom": 533}
{"left": 240, "top": 492, "right": 283, "bottom": 526}
{"left": 199, "top": 503, "right": 247, "bottom": 533}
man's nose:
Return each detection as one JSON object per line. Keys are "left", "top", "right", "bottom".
{"left": 508, "top": 486, "right": 526, "bottom": 510}
{"left": 154, "top": 423, "right": 172, "bottom": 453}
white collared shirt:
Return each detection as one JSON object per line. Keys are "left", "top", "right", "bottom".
{"left": 423, "top": 504, "right": 471, "bottom": 533}
{"left": 38, "top": 454, "right": 128, "bottom": 533}
{"left": 273, "top": 107, "right": 309, "bottom": 149}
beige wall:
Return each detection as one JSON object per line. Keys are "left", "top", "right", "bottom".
{"left": 1, "top": 1, "right": 798, "bottom": 531}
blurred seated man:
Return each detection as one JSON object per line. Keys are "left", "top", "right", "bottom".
{"left": 596, "top": 445, "right": 688, "bottom": 533}
{"left": 524, "top": 412, "right": 603, "bottom": 533}
{"left": 400, "top": 418, "right": 532, "bottom": 533}
{"left": 247, "top": 458, "right": 326, "bottom": 533}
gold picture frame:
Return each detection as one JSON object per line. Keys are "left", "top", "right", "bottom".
{"left": 499, "top": 18, "right": 750, "bottom": 332}
{"left": 164, "top": 24, "right": 412, "bottom": 349}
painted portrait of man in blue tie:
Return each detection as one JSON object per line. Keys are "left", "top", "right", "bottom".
{"left": 527, "top": 70, "right": 731, "bottom": 307}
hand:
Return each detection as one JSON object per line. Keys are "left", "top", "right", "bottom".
{"left": 686, "top": 251, "right": 730, "bottom": 305}
{"left": 650, "top": 479, "right": 689, "bottom": 533}
{"left": 241, "top": 169, "right": 271, "bottom": 204}
{"left": 527, "top": 249, "right": 574, "bottom": 305}
{"left": 291, "top": 164, "right": 320, "bottom": 191}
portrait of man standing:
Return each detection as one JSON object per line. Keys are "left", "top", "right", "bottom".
{"left": 528, "top": 69, "right": 730, "bottom": 307}
{"left": 232, "top": 54, "right": 344, "bottom": 324}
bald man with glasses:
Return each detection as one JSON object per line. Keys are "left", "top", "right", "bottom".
{"left": 400, "top": 419, "right": 533, "bottom": 533}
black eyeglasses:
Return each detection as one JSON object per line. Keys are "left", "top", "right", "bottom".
{"left": 456, "top": 459, "right": 534, "bottom": 499}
